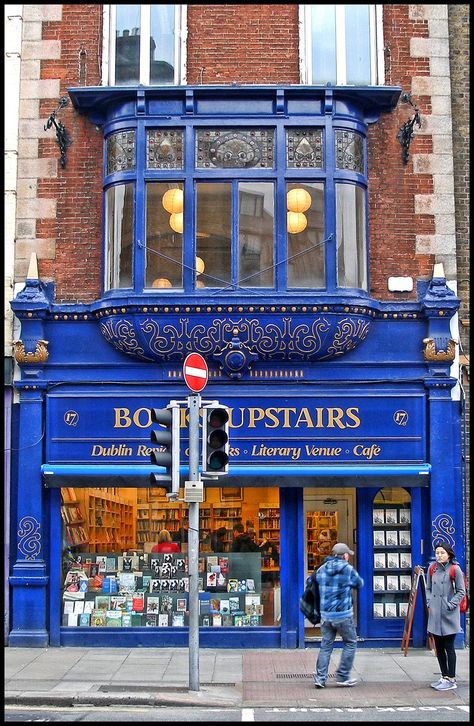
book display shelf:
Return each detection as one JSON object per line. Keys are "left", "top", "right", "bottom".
{"left": 372, "top": 502, "right": 412, "bottom": 619}
{"left": 61, "top": 488, "right": 88, "bottom": 547}
{"left": 258, "top": 505, "right": 280, "bottom": 568}
{"left": 73, "top": 488, "right": 135, "bottom": 553}
{"left": 306, "top": 511, "right": 338, "bottom": 570}
{"left": 61, "top": 551, "right": 267, "bottom": 628}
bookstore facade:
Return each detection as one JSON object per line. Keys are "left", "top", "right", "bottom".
{"left": 9, "top": 85, "right": 466, "bottom": 649}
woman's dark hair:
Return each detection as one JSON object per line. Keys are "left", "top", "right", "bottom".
{"left": 434, "top": 541, "right": 456, "bottom": 560}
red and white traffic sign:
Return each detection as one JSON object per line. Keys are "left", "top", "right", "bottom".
{"left": 183, "top": 353, "right": 208, "bottom": 393}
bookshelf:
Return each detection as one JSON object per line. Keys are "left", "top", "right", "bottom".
{"left": 75, "top": 488, "right": 136, "bottom": 553}
{"left": 61, "top": 488, "right": 88, "bottom": 547}
{"left": 306, "top": 511, "right": 338, "bottom": 570}
{"left": 258, "top": 504, "right": 280, "bottom": 568}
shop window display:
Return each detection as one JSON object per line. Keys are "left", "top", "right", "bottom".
{"left": 61, "top": 486, "right": 280, "bottom": 628}
{"left": 371, "top": 487, "right": 412, "bottom": 619}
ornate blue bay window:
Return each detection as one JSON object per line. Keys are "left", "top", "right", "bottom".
{"left": 67, "top": 85, "right": 401, "bottom": 373}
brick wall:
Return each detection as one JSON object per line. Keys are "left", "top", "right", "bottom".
{"left": 16, "top": 4, "right": 458, "bottom": 305}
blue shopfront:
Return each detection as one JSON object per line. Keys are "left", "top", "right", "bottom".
{"left": 8, "top": 85, "right": 466, "bottom": 649}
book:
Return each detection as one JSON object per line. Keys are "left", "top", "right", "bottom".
{"left": 95, "top": 595, "right": 110, "bottom": 610}
{"left": 399, "top": 530, "right": 411, "bottom": 546}
{"left": 373, "top": 530, "right": 385, "bottom": 547}
{"left": 176, "top": 598, "right": 187, "bottom": 612}
{"left": 79, "top": 613, "right": 90, "bottom": 626}
{"left": 132, "top": 594, "right": 144, "bottom": 612}
{"left": 145, "top": 613, "right": 158, "bottom": 627}
{"left": 210, "top": 598, "right": 220, "bottom": 613}
{"left": 63, "top": 601, "right": 75, "bottom": 614}
{"left": 212, "top": 614, "right": 222, "bottom": 627}
{"left": 227, "top": 578, "right": 238, "bottom": 593}
{"left": 387, "top": 552, "right": 400, "bottom": 569}
{"left": 386, "top": 575, "right": 399, "bottom": 591}
{"left": 158, "top": 613, "right": 169, "bottom": 627}
{"left": 131, "top": 613, "right": 142, "bottom": 626}
{"left": 199, "top": 599, "right": 210, "bottom": 616}
{"left": 105, "top": 609, "right": 122, "bottom": 626}
{"left": 121, "top": 613, "right": 132, "bottom": 627}
{"left": 237, "top": 579, "right": 247, "bottom": 592}
{"left": 222, "top": 614, "right": 233, "bottom": 626}
{"left": 146, "top": 596, "right": 160, "bottom": 613}
{"left": 118, "top": 572, "right": 136, "bottom": 592}
{"left": 218, "top": 556, "right": 229, "bottom": 574}
{"left": 398, "top": 602, "right": 409, "bottom": 618}
{"left": 73, "top": 600, "right": 85, "bottom": 614}
{"left": 399, "top": 575, "right": 412, "bottom": 591}
{"left": 385, "top": 509, "right": 398, "bottom": 524}
{"left": 67, "top": 613, "right": 78, "bottom": 626}
{"left": 172, "top": 613, "right": 185, "bottom": 626}
{"left": 245, "top": 595, "right": 260, "bottom": 616}
{"left": 106, "top": 556, "right": 117, "bottom": 572}
{"left": 373, "top": 553, "right": 386, "bottom": 569}
{"left": 160, "top": 595, "right": 173, "bottom": 613}
{"left": 372, "top": 509, "right": 385, "bottom": 525}
{"left": 102, "top": 576, "right": 117, "bottom": 594}
{"left": 246, "top": 579, "right": 255, "bottom": 593}
{"left": 229, "top": 596, "right": 241, "bottom": 613}
{"left": 91, "top": 609, "right": 106, "bottom": 626}
{"left": 206, "top": 572, "right": 218, "bottom": 588}
{"left": 384, "top": 602, "right": 397, "bottom": 618}
{"left": 373, "top": 603, "right": 384, "bottom": 618}
{"left": 400, "top": 552, "right": 412, "bottom": 569}
{"left": 373, "top": 575, "right": 385, "bottom": 591}
{"left": 385, "top": 531, "right": 398, "bottom": 547}
{"left": 96, "top": 555, "right": 107, "bottom": 573}
{"left": 219, "top": 599, "right": 230, "bottom": 614}
{"left": 201, "top": 615, "right": 210, "bottom": 627}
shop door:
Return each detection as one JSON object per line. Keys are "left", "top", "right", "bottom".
{"left": 303, "top": 492, "right": 355, "bottom": 638}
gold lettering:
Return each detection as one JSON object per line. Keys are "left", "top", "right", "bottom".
{"left": 295, "top": 407, "right": 314, "bottom": 428}
{"left": 265, "top": 408, "right": 281, "bottom": 428}
{"left": 228, "top": 408, "right": 245, "bottom": 429}
{"left": 248, "top": 408, "right": 265, "bottom": 428}
{"left": 327, "top": 407, "right": 345, "bottom": 429}
{"left": 114, "top": 408, "right": 132, "bottom": 428}
{"left": 314, "top": 408, "right": 325, "bottom": 427}
{"left": 281, "top": 408, "right": 297, "bottom": 427}
{"left": 132, "top": 407, "right": 152, "bottom": 428}
{"left": 346, "top": 407, "right": 361, "bottom": 428}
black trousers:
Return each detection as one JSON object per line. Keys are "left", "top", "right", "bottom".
{"left": 432, "top": 633, "right": 457, "bottom": 678}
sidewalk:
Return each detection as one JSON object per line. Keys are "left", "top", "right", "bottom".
{"left": 5, "top": 646, "right": 470, "bottom": 709}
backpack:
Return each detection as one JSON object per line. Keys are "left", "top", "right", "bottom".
{"left": 429, "top": 562, "right": 469, "bottom": 613}
{"left": 299, "top": 571, "right": 321, "bottom": 625}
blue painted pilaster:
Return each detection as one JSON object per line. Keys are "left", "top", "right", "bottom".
{"left": 8, "top": 383, "right": 49, "bottom": 647}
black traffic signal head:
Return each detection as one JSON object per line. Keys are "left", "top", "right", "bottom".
{"left": 202, "top": 404, "right": 229, "bottom": 475}
{"left": 150, "top": 404, "right": 180, "bottom": 496}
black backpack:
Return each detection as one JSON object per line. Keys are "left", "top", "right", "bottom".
{"left": 299, "top": 570, "right": 321, "bottom": 625}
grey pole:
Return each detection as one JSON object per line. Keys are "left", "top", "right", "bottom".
{"left": 188, "top": 393, "right": 200, "bottom": 692}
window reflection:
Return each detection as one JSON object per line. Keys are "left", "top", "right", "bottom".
{"left": 196, "top": 183, "right": 232, "bottom": 288}
{"left": 287, "top": 182, "right": 325, "bottom": 288}
{"left": 336, "top": 184, "right": 367, "bottom": 290}
{"left": 146, "top": 182, "right": 183, "bottom": 289}
{"left": 105, "top": 183, "right": 134, "bottom": 290}
{"left": 239, "top": 183, "right": 274, "bottom": 288}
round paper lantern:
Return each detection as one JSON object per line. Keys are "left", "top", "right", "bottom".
{"left": 195, "top": 256, "right": 205, "bottom": 275}
{"left": 152, "top": 278, "right": 172, "bottom": 288}
{"left": 162, "top": 188, "right": 183, "bottom": 214}
{"left": 287, "top": 188, "right": 311, "bottom": 213}
{"left": 169, "top": 212, "right": 183, "bottom": 234}
{"left": 287, "top": 211, "right": 307, "bottom": 234}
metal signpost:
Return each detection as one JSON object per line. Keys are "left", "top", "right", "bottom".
{"left": 183, "top": 353, "right": 208, "bottom": 692}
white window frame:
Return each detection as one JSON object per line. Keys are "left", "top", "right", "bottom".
{"left": 103, "top": 4, "right": 187, "bottom": 86}
{"left": 299, "top": 4, "right": 384, "bottom": 86}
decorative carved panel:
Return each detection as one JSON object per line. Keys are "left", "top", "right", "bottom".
{"left": 335, "top": 130, "right": 364, "bottom": 173}
{"left": 106, "top": 130, "right": 136, "bottom": 174}
{"left": 147, "top": 129, "right": 184, "bottom": 169}
{"left": 286, "top": 128, "right": 323, "bottom": 168}
{"left": 196, "top": 129, "right": 275, "bottom": 168}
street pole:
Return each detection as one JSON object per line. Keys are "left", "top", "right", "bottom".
{"left": 187, "top": 393, "right": 200, "bottom": 692}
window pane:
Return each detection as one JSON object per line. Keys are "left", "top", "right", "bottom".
{"left": 196, "top": 183, "right": 232, "bottom": 289}
{"left": 345, "top": 5, "right": 371, "bottom": 85}
{"left": 115, "top": 6, "right": 141, "bottom": 85}
{"left": 311, "top": 6, "right": 336, "bottom": 84}
{"left": 239, "top": 183, "right": 274, "bottom": 288}
{"left": 105, "top": 183, "right": 134, "bottom": 290}
{"left": 150, "top": 5, "right": 175, "bottom": 84}
{"left": 287, "top": 183, "right": 325, "bottom": 289}
{"left": 336, "top": 184, "right": 367, "bottom": 290}
{"left": 146, "top": 183, "right": 183, "bottom": 289}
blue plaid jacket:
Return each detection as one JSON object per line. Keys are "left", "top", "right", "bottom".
{"left": 315, "top": 556, "right": 364, "bottom": 621}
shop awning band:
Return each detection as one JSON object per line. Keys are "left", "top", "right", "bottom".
{"left": 42, "top": 463, "right": 431, "bottom": 488}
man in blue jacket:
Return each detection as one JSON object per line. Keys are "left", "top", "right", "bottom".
{"left": 313, "top": 543, "right": 364, "bottom": 688}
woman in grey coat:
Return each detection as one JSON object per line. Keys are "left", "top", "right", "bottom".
{"left": 426, "top": 542, "right": 465, "bottom": 691}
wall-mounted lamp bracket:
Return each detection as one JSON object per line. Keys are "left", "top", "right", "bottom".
{"left": 44, "top": 96, "right": 72, "bottom": 168}
{"left": 396, "top": 92, "right": 421, "bottom": 166}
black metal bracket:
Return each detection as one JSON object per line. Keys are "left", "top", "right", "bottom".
{"left": 44, "top": 96, "right": 72, "bottom": 168}
{"left": 396, "top": 92, "right": 421, "bottom": 166}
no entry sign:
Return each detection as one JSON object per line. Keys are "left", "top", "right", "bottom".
{"left": 183, "top": 353, "right": 208, "bottom": 393}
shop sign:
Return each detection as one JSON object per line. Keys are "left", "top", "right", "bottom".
{"left": 47, "top": 392, "right": 426, "bottom": 465}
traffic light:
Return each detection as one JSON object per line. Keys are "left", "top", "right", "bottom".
{"left": 150, "top": 403, "right": 180, "bottom": 496}
{"left": 202, "top": 404, "right": 229, "bottom": 475}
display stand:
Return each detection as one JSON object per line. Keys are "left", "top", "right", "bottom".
{"left": 401, "top": 565, "right": 434, "bottom": 655}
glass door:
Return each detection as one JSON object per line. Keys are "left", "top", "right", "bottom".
{"left": 303, "top": 490, "right": 355, "bottom": 637}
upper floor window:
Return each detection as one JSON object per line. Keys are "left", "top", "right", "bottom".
{"left": 105, "top": 5, "right": 186, "bottom": 86}
{"left": 300, "top": 4, "right": 383, "bottom": 85}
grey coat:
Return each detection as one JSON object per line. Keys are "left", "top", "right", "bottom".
{"left": 426, "top": 561, "right": 465, "bottom": 636}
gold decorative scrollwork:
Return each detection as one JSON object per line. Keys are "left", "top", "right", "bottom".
{"left": 423, "top": 337, "right": 457, "bottom": 362}
{"left": 14, "top": 339, "right": 49, "bottom": 364}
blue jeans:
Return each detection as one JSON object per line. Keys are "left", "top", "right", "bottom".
{"left": 315, "top": 616, "right": 358, "bottom": 684}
